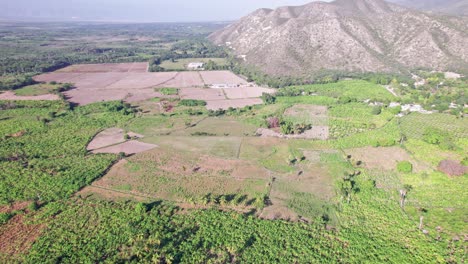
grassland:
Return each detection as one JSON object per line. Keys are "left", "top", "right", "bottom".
{"left": 160, "top": 58, "right": 228, "bottom": 70}
{"left": 13, "top": 83, "right": 62, "bottom": 96}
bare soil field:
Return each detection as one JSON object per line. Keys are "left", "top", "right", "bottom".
{"left": 87, "top": 128, "right": 126, "bottom": 151}
{"left": 33, "top": 72, "right": 85, "bottom": 83}
{"left": 158, "top": 72, "right": 205, "bottom": 87}
{"left": 33, "top": 64, "right": 267, "bottom": 108}
{"left": 223, "top": 86, "right": 274, "bottom": 99}
{"left": 345, "top": 146, "right": 430, "bottom": 172}
{"left": 206, "top": 98, "right": 263, "bottom": 110}
{"left": 57, "top": 62, "right": 148, "bottom": 73}
{"left": 92, "top": 141, "right": 157, "bottom": 155}
{"left": 179, "top": 88, "right": 225, "bottom": 101}
{"left": 0, "top": 91, "right": 59, "bottom": 101}
{"left": 106, "top": 72, "right": 177, "bottom": 89}
{"left": 200, "top": 70, "right": 247, "bottom": 85}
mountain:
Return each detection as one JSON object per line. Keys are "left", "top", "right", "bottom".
{"left": 209, "top": 0, "right": 468, "bottom": 77}
{"left": 389, "top": 0, "right": 468, "bottom": 16}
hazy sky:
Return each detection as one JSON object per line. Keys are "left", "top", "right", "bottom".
{"left": 0, "top": 0, "right": 325, "bottom": 22}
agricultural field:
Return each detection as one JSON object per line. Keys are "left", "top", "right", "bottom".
{"left": 160, "top": 57, "right": 228, "bottom": 70}
{"left": 0, "top": 21, "right": 467, "bottom": 264}
{"left": 31, "top": 64, "right": 271, "bottom": 109}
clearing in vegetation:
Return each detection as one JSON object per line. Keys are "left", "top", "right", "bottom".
{"left": 57, "top": 62, "right": 149, "bottom": 73}
{"left": 159, "top": 57, "right": 228, "bottom": 70}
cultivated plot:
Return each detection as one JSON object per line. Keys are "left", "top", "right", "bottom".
{"left": 157, "top": 72, "right": 205, "bottom": 87}
{"left": 223, "top": 86, "right": 274, "bottom": 99}
{"left": 57, "top": 62, "right": 148, "bottom": 73}
{"left": 179, "top": 88, "right": 226, "bottom": 101}
{"left": 89, "top": 147, "right": 271, "bottom": 207}
{"left": 32, "top": 63, "right": 268, "bottom": 109}
{"left": 200, "top": 70, "right": 247, "bottom": 85}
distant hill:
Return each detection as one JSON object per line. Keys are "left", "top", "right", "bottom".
{"left": 390, "top": 0, "right": 468, "bottom": 16}
{"left": 209, "top": 0, "right": 468, "bottom": 77}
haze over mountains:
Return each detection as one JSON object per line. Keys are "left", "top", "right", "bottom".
{"left": 209, "top": 0, "right": 468, "bottom": 77}
{"left": 390, "top": 0, "right": 468, "bottom": 16}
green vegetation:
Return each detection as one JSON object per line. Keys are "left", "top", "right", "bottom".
{"left": 277, "top": 80, "right": 396, "bottom": 102}
{"left": 397, "top": 161, "right": 413, "bottom": 173}
{"left": 0, "top": 100, "right": 134, "bottom": 204}
{"left": 158, "top": 87, "right": 179, "bottom": 95}
{"left": 179, "top": 99, "right": 207, "bottom": 107}
{"left": 13, "top": 83, "right": 73, "bottom": 96}
{"left": 1, "top": 21, "right": 467, "bottom": 264}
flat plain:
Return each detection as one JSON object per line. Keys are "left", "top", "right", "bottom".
{"left": 31, "top": 63, "right": 272, "bottom": 109}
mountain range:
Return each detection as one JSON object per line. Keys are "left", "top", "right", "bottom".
{"left": 390, "top": 0, "right": 468, "bottom": 16}
{"left": 209, "top": 0, "right": 468, "bottom": 77}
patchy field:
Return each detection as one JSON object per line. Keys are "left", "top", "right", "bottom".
{"left": 256, "top": 126, "right": 329, "bottom": 140}
{"left": 284, "top": 104, "right": 329, "bottom": 126}
{"left": 344, "top": 146, "right": 430, "bottom": 172}
{"left": 57, "top": 62, "right": 148, "bottom": 73}
{"left": 0, "top": 91, "right": 59, "bottom": 101}
{"left": 88, "top": 148, "right": 271, "bottom": 208}
{"left": 145, "top": 136, "right": 242, "bottom": 159}
{"left": 171, "top": 117, "right": 258, "bottom": 137}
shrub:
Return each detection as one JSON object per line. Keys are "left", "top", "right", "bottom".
{"left": 371, "top": 106, "right": 382, "bottom": 115}
{"left": 0, "top": 212, "right": 12, "bottom": 224}
{"left": 267, "top": 117, "right": 280, "bottom": 128}
{"left": 159, "top": 88, "right": 178, "bottom": 95}
{"left": 422, "top": 128, "right": 445, "bottom": 145}
{"left": 179, "top": 99, "right": 206, "bottom": 107}
{"left": 397, "top": 161, "right": 413, "bottom": 173}
{"left": 261, "top": 93, "right": 276, "bottom": 104}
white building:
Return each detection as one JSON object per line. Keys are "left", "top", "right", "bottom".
{"left": 187, "top": 62, "right": 204, "bottom": 70}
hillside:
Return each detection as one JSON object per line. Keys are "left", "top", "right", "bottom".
{"left": 209, "top": 0, "right": 468, "bottom": 77}
{"left": 390, "top": 0, "right": 468, "bottom": 16}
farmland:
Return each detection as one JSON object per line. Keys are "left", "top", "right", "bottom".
{"left": 0, "top": 21, "right": 466, "bottom": 263}
{"left": 160, "top": 57, "right": 228, "bottom": 70}
{"left": 31, "top": 65, "right": 273, "bottom": 109}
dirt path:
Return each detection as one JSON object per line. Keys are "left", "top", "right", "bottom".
{"left": 384, "top": 85, "right": 398, "bottom": 97}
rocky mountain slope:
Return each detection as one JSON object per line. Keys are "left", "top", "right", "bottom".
{"left": 390, "top": 0, "right": 468, "bottom": 16}
{"left": 209, "top": 0, "right": 468, "bottom": 77}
